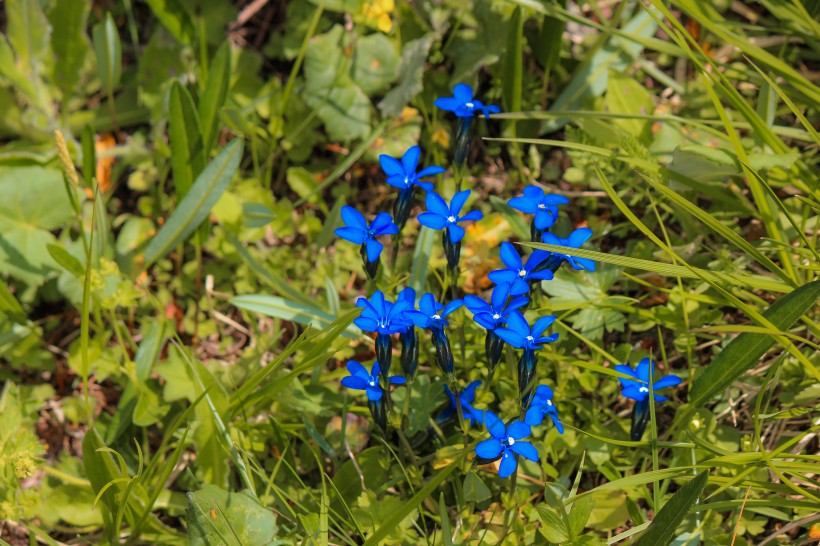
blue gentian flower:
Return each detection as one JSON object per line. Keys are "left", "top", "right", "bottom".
{"left": 507, "top": 186, "right": 569, "bottom": 241}
{"left": 615, "top": 358, "right": 682, "bottom": 441}
{"left": 380, "top": 146, "right": 445, "bottom": 231}
{"left": 615, "top": 358, "right": 682, "bottom": 403}
{"left": 474, "top": 411, "right": 538, "bottom": 479}
{"left": 495, "top": 311, "right": 559, "bottom": 407}
{"left": 418, "top": 190, "right": 482, "bottom": 270}
{"left": 408, "top": 293, "right": 463, "bottom": 377}
{"left": 397, "top": 287, "right": 419, "bottom": 379}
{"left": 335, "top": 207, "right": 399, "bottom": 279}
{"left": 434, "top": 83, "right": 501, "bottom": 120}
{"left": 539, "top": 228, "right": 596, "bottom": 272}
{"left": 465, "top": 282, "right": 529, "bottom": 372}
{"left": 341, "top": 361, "right": 405, "bottom": 401}
{"left": 441, "top": 380, "right": 481, "bottom": 424}
{"left": 488, "top": 243, "right": 555, "bottom": 295}
{"left": 354, "top": 291, "right": 414, "bottom": 376}
{"left": 524, "top": 385, "right": 564, "bottom": 434}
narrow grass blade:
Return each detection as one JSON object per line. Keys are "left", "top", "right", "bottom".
{"left": 199, "top": 41, "right": 231, "bottom": 156}
{"left": 169, "top": 81, "right": 205, "bottom": 198}
{"left": 143, "top": 138, "right": 243, "bottom": 267}
{"left": 689, "top": 280, "right": 820, "bottom": 408}
{"left": 634, "top": 471, "right": 708, "bottom": 546}
{"left": 231, "top": 294, "right": 362, "bottom": 339}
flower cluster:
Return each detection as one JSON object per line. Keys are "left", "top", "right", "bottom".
{"left": 334, "top": 83, "right": 682, "bottom": 481}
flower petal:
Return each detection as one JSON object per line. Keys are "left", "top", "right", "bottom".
{"left": 401, "top": 146, "right": 421, "bottom": 174}
{"left": 366, "top": 386, "right": 383, "bottom": 401}
{"left": 480, "top": 410, "right": 506, "bottom": 440}
{"left": 365, "top": 239, "right": 383, "bottom": 262}
{"left": 531, "top": 315, "right": 556, "bottom": 338}
{"left": 390, "top": 375, "right": 406, "bottom": 385}
{"left": 453, "top": 83, "right": 473, "bottom": 102}
{"left": 506, "top": 421, "right": 531, "bottom": 440}
{"left": 504, "top": 311, "right": 530, "bottom": 337}
{"left": 487, "top": 270, "right": 517, "bottom": 284}
{"left": 434, "top": 97, "right": 460, "bottom": 111}
{"left": 447, "top": 224, "right": 465, "bottom": 243}
{"left": 449, "top": 190, "right": 471, "bottom": 217}
{"left": 510, "top": 440, "right": 538, "bottom": 462}
{"left": 341, "top": 376, "right": 369, "bottom": 390}
{"left": 654, "top": 375, "right": 682, "bottom": 390}
{"left": 493, "top": 327, "right": 524, "bottom": 348}
{"left": 459, "top": 210, "right": 483, "bottom": 222}
{"left": 335, "top": 226, "right": 367, "bottom": 244}
{"left": 425, "top": 192, "right": 451, "bottom": 217}
{"left": 533, "top": 384, "right": 554, "bottom": 400}
{"left": 462, "top": 380, "right": 481, "bottom": 403}
{"left": 524, "top": 407, "right": 544, "bottom": 426}
{"left": 341, "top": 206, "right": 367, "bottom": 229}
{"left": 441, "top": 299, "right": 463, "bottom": 317}
{"left": 417, "top": 212, "right": 447, "bottom": 230}
{"left": 419, "top": 293, "right": 438, "bottom": 317}
{"left": 569, "top": 227, "right": 593, "bottom": 247}
{"left": 498, "top": 451, "right": 518, "bottom": 478}
{"left": 416, "top": 165, "right": 446, "bottom": 179}
{"left": 622, "top": 385, "right": 647, "bottom": 401}
{"left": 371, "top": 361, "right": 381, "bottom": 378}
{"left": 370, "top": 212, "right": 398, "bottom": 234}
{"left": 499, "top": 242, "right": 522, "bottom": 269}
{"left": 346, "top": 360, "right": 368, "bottom": 377}
{"left": 508, "top": 195, "right": 538, "bottom": 214}
{"left": 475, "top": 438, "right": 503, "bottom": 460}
{"left": 379, "top": 154, "right": 404, "bottom": 177}
{"left": 636, "top": 358, "right": 654, "bottom": 382}
{"left": 491, "top": 282, "right": 511, "bottom": 310}
{"left": 353, "top": 317, "right": 378, "bottom": 332}
{"left": 464, "top": 295, "right": 489, "bottom": 314}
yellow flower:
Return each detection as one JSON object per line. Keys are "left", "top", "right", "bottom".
{"left": 362, "top": 0, "right": 394, "bottom": 33}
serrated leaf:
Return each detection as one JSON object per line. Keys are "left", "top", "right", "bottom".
{"left": 634, "top": 471, "right": 708, "bottom": 546}
{"left": 689, "top": 280, "right": 820, "bottom": 408}
{"left": 143, "top": 138, "right": 243, "bottom": 267}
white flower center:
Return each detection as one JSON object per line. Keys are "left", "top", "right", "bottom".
{"left": 547, "top": 400, "right": 553, "bottom": 406}
{"left": 639, "top": 387, "right": 649, "bottom": 393}
{"left": 432, "top": 314, "right": 441, "bottom": 320}
{"left": 447, "top": 215, "right": 456, "bottom": 223}
{"left": 404, "top": 176, "right": 409, "bottom": 185}
{"left": 492, "top": 313, "right": 501, "bottom": 320}
{"left": 526, "top": 335, "right": 534, "bottom": 342}
{"left": 465, "top": 102, "right": 474, "bottom": 108}
{"left": 368, "top": 377, "right": 377, "bottom": 387}
{"left": 518, "top": 269, "right": 527, "bottom": 277}
{"left": 538, "top": 203, "right": 546, "bottom": 209}
{"left": 507, "top": 437, "right": 515, "bottom": 446}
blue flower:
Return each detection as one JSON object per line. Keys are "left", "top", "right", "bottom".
{"left": 335, "top": 206, "right": 399, "bottom": 264}
{"left": 408, "top": 293, "right": 463, "bottom": 330}
{"left": 494, "top": 311, "right": 559, "bottom": 352}
{"left": 434, "top": 83, "right": 501, "bottom": 120}
{"left": 615, "top": 358, "right": 682, "bottom": 403}
{"left": 397, "top": 287, "right": 420, "bottom": 379}
{"left": 354, "top": 291, "right": 413, "bottom": 335}
{"left": 379, "top": 146, "right": 445, "bottom": 193}
{"left": 508, "top": 187, "right": 569, "bottom": 230}
{"left": 524, "top": 385, "right": 564, "bottom": 434}
{"left": 488, "top": 243, "right": 554, "bottom": 295}
{"left": 441, "top": 380, "right": 481, "bottom": 423}
{"left": 341, "top": 361, "right": 405, "bottom": 401}
{"left": 417, "top": 190, "right": 483, "bottom": 244}
{"left": 540, "top": 228, "right": 596, "bottom": 271}
{"left": 474, "top": 411, "right": 538, "bottom": 478}
{"left": 464, "top": 282, "right": 528, "bottom": 331}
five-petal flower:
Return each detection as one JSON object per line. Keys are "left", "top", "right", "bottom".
{"left": 335, "top": 206, "right": 399, "bottom": 263}
{"left": 474, "top": 411, "right": 538, "bottom": 478}
{"left": 434, "top": 83, "right": 501, "bottom": 120}
{"left": 379, "top": 145, "right": 446, "bottom": 193}
{"left": 540, "top": 228, "right": 596, "bottom": 271}
{"left": 615, "top": 358, "right": 682, "bottom": 403}
{"left": 495, "top": 311, "right": 559, "bottom": 351}
{"left": 488, "top": 242, "right": 554, "bottom": 294}
{"left": 417, "top": 190, "right": 483, "bottom": 244}
{"left": 341, "top": 361, "right": 405, "bottom": 401}
{"left": 464, "top": 282, "right": 528, "bottom": 331}
{"left": 524, "top": 385, "right": 564, "bottom": 433}
{"left": 408, "top": 292, "right": 463, "bottom": 330}
{"left": 354, "top": 290, "right": 414, "bottom": 335}
{"left": 508, "top": 186, "right": 569, "bottom": 232}
{"left": 441, "top": 380, "right": 481, "bottom": 423}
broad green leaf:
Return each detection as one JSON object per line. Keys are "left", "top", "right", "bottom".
{"left": 689, "top": 280, "right": 820, "bottom": 408}
{"left": 306, "top": 80, "right": 372, "bottom": 141}
{"left": 48, "top": 0, "right": 90, "bottom": 101}
{"left": 0, "top": 35, "right": 38, "bottom": 99}
{"left": 143, "top": 138, "right": 243, "bottom": 266}
{"left": 634, "top": 471, "right": 708, "bottom": 546}
{"left": 605, "top": 71, "right": 654, "bottom": 139}
{"left": 352, "top": 33, "right": 399, "bottom": 95}
{"left": 379, "top": 35, "right": 433, "bottom": 117}
{"left": 0, "top": 280, "right": 26, "bottom": 324}
{"left": 46, "top": 243, "right": 85, "bottom": 277}
{"left": 169, "top": 82, "right": 205, "bottom": 199}
{"left": 537, "top": 505, "right": 570, "bottom": 543}
{"left": 187, "top": 484, "right": 278, "bottom": 546}
{"left": 93, "top": 13, "right": 122, "bottom": 97}
{"left": 463, "top": 472, "right": 491, "bottom": 503}
{"left": 144, "top": 0, "right": 196, "bottom": 44}
{"left": 6, "top": 0, "right": 50, "bottom": 76}
{"left": 82, "top": 427, "right": 124, "bottom": 535}
{"left": 242, "top": 203, "right": 276, "bottom": 228}
{"left": 568, "top": 494, "right": 594, "bottom": 538}
{"left": 199, "top": 41, "right": 232, "bottom": 156}
{"left": 231, "top": 294, "right": 361, "bottom": 339}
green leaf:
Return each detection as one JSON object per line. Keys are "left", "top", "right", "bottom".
{"left": 134, "top": 319, "right": 167, "bottom": 383}
{"left": 144, "top": 0, "right": 195, "bottom": 43}
{"left": 537, "top": 504, "right": 570, "bottom": 543}
{"left": 352, "top": 33, "right": 399, "bottom": 95}
{"left": 242, "top": 203, "right": 276, "bottom": 229}
{"left": 199, "top": 41, "right": 232, "bottom": 156}
{"left": 82, "top": 427, "right": 123, "bottom": 534}
{"left": 462, "top": 472, "right": 492, "bottom": 503}
{"left": 92, "top": 12, "right": 122, "bottom": 97}
{"left": 6, "top": 0, "right": 50, "bottom": 76}
{"left": 187, "top": 484, "right": 278, "bottom": 546}
{"left": 231, "top": 294, "right": 361, "bottom": 339}
{"left": 634, "top": 471, "right": 708, "bottom": 546}
{"left": 169, "top": 82, "right": 205, "bottom": 199}
{"left": 502, "top": 6, "right": 523, "bottom": 114}
{"left": 605, "top": 71, "right": 654, "bottom": 139}
{"left": 48, "top": 0, "right": 90, "bottom": 102}
{"left": 143, "top": 138, "right": 243, "bottom": 267}
{"left": 379, "top": 35, "right": 433, "bottom": 117}
{"left": 689, "top": 280, "right": 820, "bottom": 408}
{"left": 81, "top": 125, "right": 96, "bottom": 187}
{"left": 46, "top": 243, "right": 85, "bottom": 277}
{"left": 0, "top": 279, "right": 26, "bottom": 324}
{"left": 534, "top": 0, "right": 566, "bottom": 72}
{"left": 568, "top": 495, "right": 594, "bottom": 538}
